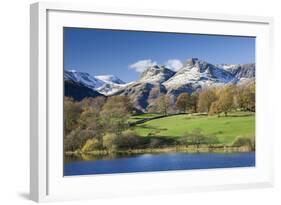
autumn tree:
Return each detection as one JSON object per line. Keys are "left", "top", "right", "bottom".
{"left": 79, "top": 96, "right": 106, "bottom": 114}
{"left": 64, "top": 129, "right": 94, "bottom": 152}
{"left": 76, "top": 96, "right": 107, "bottom": 145}
{"left": 216, "top": 85, "right": 235, "bottom": 116}
{"left": 208, "top": 85, "right": 235, "bottom": 117}
{"left": 236, "top": 83, "right": 255, "bottom": 112}
{"left": 175, "top": 93, "right": 191, "bottom": 113}
{"left": 64, "top": 97, "right": 82, "bottom": 135}
{"left": 198, "top": 88, "right": 217, "bottom": 113}
{"left": 78, "top": 97, "right": 105, "bottom": 128}
{"left": 156, "top": 95, "right": 172, "bottom": 115}
{"left": 100, "top": 96, "right": 133, "bottom": 135}
{"left": 209, "top": 101, "right": 221, "bottom": 117}
{"left": 190, "top": 92, "right": 199, "bottom": 113}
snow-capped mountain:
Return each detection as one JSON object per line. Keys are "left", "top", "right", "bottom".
{"left": 64, "top": 58, "right": 255, "bottom": 111}
{"left": 163, "top": 58, "right": 236, "bottom": 90}
{"left": 215, "top": 64, "right": 238, "bottom": 74}
{"left": 64, "top": 70, "right": 105, "bottom": 90}
{"left": 64, "top": 70, "right": 129, "bottom": 95}
{"left": 96, "top": 82, "right": 134, "bottom": 96}
{"left": 94, "top": 75, "right": 128, "bottom": 95}
{"left": 216, "top": 63, "right": 255, "bottom": 79}
{"left": 95, "top": 75, "right": 125, "bottom": 85}
{"left": 139, "top": 65, "right": 175, "bottom": 84}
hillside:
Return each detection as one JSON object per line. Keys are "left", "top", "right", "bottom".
{"left": 64, "top": 80, "right": 104, "bottom": 101}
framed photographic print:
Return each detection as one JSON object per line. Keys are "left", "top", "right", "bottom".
{"left": 30, "top": 2, "right": 274, "bottom": 202}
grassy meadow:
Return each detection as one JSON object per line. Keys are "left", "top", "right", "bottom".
{"left": 132, "top": 112, "right": 255, "bottom": 145}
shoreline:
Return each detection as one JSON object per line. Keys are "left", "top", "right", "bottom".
{"left": 65, "top": 145, "right": 254, "bottom": 156}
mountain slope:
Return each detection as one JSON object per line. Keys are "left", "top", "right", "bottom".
{"left": 94, "top": 75, "right": 131, "bottom": 95}
{"left": 96, "top": 83, "right": 133, "bottom": 96}
{"left": 95, "top": 75, "right": 125, "bottom": 84}
{"left": 64, "top": 80, "right": 104, "bottom": 101}
{"left": 160, "top": 58, "right": 256, "bottom": 103}
{"left": 64, "top": 70, "right": 105, "bottom": 90}
{"left": 216, "top": 63, "right": 255, "bottom": 79}
{"left": 139, "top": 65, "right": 175, "bottom": 84}
{"left": 163, "top": 58, "right": 235, "bottom": 89}
{"left": 64, "top": 70, "right": 128, "bottom": 95}
{"left": 114, "top": 82, "right": 167, "bottom": 112}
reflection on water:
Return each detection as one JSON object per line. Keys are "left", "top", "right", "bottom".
{"left": 64, "top": 152, "right": 158, "bottom": 162}
{"left": 64, "top": 152, "right": 255, "bottom": 176}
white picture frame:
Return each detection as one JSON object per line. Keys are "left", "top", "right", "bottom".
{"left": 30, "top": 2, "right": 274, "bottom": 202}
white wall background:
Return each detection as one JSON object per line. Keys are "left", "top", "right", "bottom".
{"left": 0, "top": 0, "right": 280, "bottom": 204}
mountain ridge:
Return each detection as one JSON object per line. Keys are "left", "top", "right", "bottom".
{"left": 64, "top": 58, "right": 255, "bottom": 111}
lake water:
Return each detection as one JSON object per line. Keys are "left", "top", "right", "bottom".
{"left": 64, "top": 152, "right": 255, "bottom": 176}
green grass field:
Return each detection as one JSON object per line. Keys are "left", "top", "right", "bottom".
{"left": 132, "top": 112, "right": 255, "bottom": 145}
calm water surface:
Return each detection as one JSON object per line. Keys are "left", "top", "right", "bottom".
{"left": 64, "top": 152, "right": 255, "bottom": 176}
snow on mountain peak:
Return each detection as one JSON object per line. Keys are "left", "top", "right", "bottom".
{"left": 139, "top": 65, "right": 175, "bottom": 83}
{"left": 95, "top": 75, "right": 125, "bottom": 84}
{"left": 64, "top": 70, "right": 129, "bottom": 95}
{"left": 64, "top": 70, "right": 104, "bottom": 90}
{"left": 216, "top": 63, "right": 255, "bottom": 78}
{"left": 163, "top": 58, "right": 235, "bottom": 88}
{"left": 64, "top": 59, "right": 255, "bottom": 99}
{"left": 184, "top": 58, "right": 199, "bottom": 66}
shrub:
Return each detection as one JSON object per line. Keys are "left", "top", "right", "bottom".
{"left": 232, "top": 136, "right": 254, "bottom": 150}
{"left": 81, "top": 138, "right": 102, "bottom": 153}
{"left": 177, "top": 132, "right": 191, "bottom": 146}
{"left": 102, "top": 130, "right": 141, "bottom": 151}
{"left": 179, "top": 130, "right": 219, "bottom": 148}
{"left": 116, "top": 130, "right": 141, "bottom": 149}
{"left": 250, "top": 136, "right": 255, "bottom": 150}
{"left": 64, "top": 128, "right": 94, "bottom": 152}
{"left": 103, "top": 133, "right": 118, "bottom": 151}
{"left": 148, "top": 138, "right": 164, "bottom": 148}
{"left": 205, "top": 135, "right": 220, "bottom": 146}
{"left": 188, "top": 128, "right": 207, "bottom": 148}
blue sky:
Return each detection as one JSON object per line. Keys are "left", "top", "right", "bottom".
{"left": 64, "top": 27, "right": 255, "bottom": 82}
